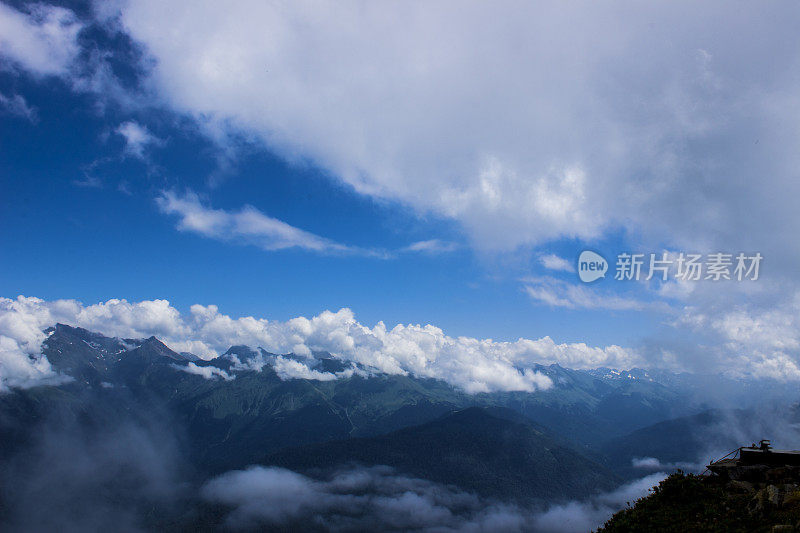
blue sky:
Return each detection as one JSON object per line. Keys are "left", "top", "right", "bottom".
{"left": 0, "top": 71, "right": 654, "bottom": 347}
{"left": 2, "top": 0, "right": 800, "bottom": 381}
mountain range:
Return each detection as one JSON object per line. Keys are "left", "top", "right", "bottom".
{"left": 1, "top": 323, "right": 798, "bottom": 531}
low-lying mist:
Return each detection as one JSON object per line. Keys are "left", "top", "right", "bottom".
{"left": 0, "top": 403, "right": 663, "bottom": 532}
{"left": 2, "top": 386, "right": 800, "bottom": 531}
{"left": 0, "top": 411, "right": 189, "bottom": 531}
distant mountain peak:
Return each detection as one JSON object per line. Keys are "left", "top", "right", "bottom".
{"left": 223, "top": 345, "right": 261, "bottom": 359}
{"left": 130, "top": 336, "right": 186, "bottom": 362}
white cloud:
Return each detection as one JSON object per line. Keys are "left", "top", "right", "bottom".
{"left": 227, "top": 351, "right": 364, "bottom": 382}
{"left": 401, "top": 239, "right": 458, "bottom": 254}
{"left": 523, "top": 277, "right": 651, "bottom": 311}
{"left": 631, "top": 457, "right": 699, "bottom": 471}
{"left": 0, "top": 3, "right": 149, "bottom": 113}
{"left": 674, "top": 292, "right": 800, "bottom": 380}
{"left": 110, "top": 0, "right": 800, "bottom": 261}
{"left": 156, "top": 190, "right": 360, "bottom": 255}
{"left": 657, "top": 278, "right": 696, "bottom": 301}
{"left": 5, "top": 288, "right": 800, "bottom": 390}
{"left": 202, "top": 465, "right": 535, "bottom": 531}
{"left": 0, "top": 295, "right": 649, "bottom": 394}
{"left": 532, "top": 473, "right": 666, "bottom": 533}
{"left": 172, "top": 361, "right": 233, "bottom": 381}
{"left": 0, "top": 3, "right": 82, "bottom": 76}
{"left": 0, "top": 334, "right": 69, "bottom": 392}
{"left": 157, "top": 191, "right": 452, "bottom": 258}
{"left": 202, "top": 464, "right": 666, "bottom": 533}
{"left": 0, "top": 91, "right": 36, "bottom": 121}
{"left": 116, "top": 121, "right": 161, "bottom": 158}
{"left": 227, "top": 351, "right": 270, "bottom": 373}
{"left": 272, "top": 356, "right": 356, "bottom": 382}
{"left": 631, "top": 457, "right": 662, "bottom": 469}
{"left": 0, "top": 298, "right": 71, "bottom": 392}
{"left": 3, "top": 3, "right": 799, "bottom": 318}
{"left": 539, "top": 254, "right": 574, "bottom": 273}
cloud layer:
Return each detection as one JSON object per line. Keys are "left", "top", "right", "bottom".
{"left": 5, "top": 0, "right": 797, "bottom": 267}
{"left": 110, "top": 0, "right": 800, "bottom": 260}
{"left": 0, "top": 295, "right": 646, "bottom": 393}
{"left": 202, "top": 465, "right": 665, "bottom": 532}
{"left": 202, "top": 465, "right": 532, "bottom": 531}
{"left": 673, "top": 292, "right": 800, "bottom": 380}
{"left": 8, "top": 291, "right": 800, "bottom": 391}
{"left": 0, "top": 2, "right": 81, "bottom": 76}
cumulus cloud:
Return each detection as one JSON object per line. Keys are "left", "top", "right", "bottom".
{"left": 105, "top": 1, "right": 800, "bottom": 356}
{"left": 225, "top": 350, "right": 365, "bottom": 382}
{"left": 10, "top": 0, "right": 796, "bottom": 263}
{"left": 6, "top": 291, "right": 800, "bottom": 390}
{"left": 272, "top": 356, "right": 359, "bottom": 382}
{"left": 156, "top": 190, "right": 364, "bottom": 255}
{"left": 11, "top": 289, "right": 800, "bottom": 389}
{"left": 0, "top": 299, "right": 71, "bottom": 392}
{"left": 0, "top": 2, "right": 82, "bottom": 76}
{"left": 674, "top": 292, "right": 800, "bottom": 380}
{"left": 0, "top": 334, "right": 69, "bottom": 392}
{"left": 172, "top": 361, "right": 233, "bottom": 381}
{"left": 108, "top": 0, "right": 800, "bottom": 262}
{"left": 0, "top": 295, "right": 649, "bottom": 394}
{"left": 116, "top": 121, "right": 161, "bottom": 159}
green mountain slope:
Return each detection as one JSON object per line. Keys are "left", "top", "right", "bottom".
{"left": 267, "top": 406, "right": 620, "bottom": 503}
{"left": 7, "top": 324, "right": 712, "bottom": 480}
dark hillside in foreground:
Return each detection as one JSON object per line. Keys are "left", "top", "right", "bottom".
{"left": 599, "top": 471, "right": 800, "bottom": 532}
